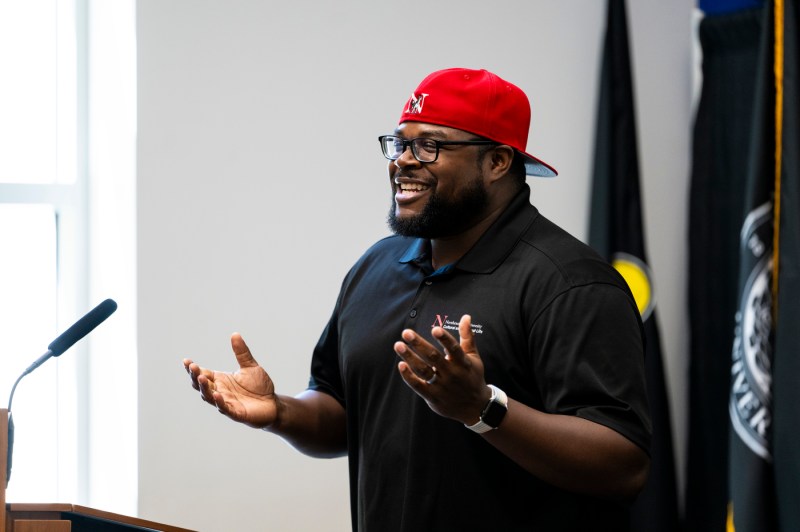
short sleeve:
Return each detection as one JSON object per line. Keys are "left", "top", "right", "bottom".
{"left": 530, "top": 282, "right": 652, "bottom": 453}
{"left": 308, "top": 306, "right": 346, "bottom": 407}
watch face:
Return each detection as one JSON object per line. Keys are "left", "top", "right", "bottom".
{"left": 481, "top": 399, "right": 508, "bottom": 428}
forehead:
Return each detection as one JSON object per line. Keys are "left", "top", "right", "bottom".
{"left": 394, "top": 121, "right": 472, "bottom": 139}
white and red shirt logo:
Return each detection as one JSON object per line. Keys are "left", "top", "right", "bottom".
{"left": 431, "top": 314, "right": 484, "bottom": 335}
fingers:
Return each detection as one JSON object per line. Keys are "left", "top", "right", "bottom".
{"left": 394, "top": 314, "right": 477, "bottom": 382}
{"left": 183, "top": 358, "right": 213, "bottom": 391}
{"left": 395, "top": 327, "right": 445, "bottom": 380}
{"left": 402, "top": 328, "right": 446, "bottom": 365}
{"left": 457, "top": 314, "right": 476, "bottom": 358}
{"left": 196, "top": 373, "right": 217, "bottom": 404}
{"left": 394, "top": 341, "right": 438, "bottom": 384}
{"left": 429, "top": 314, "right": 473, "bottom": 365}
{"left": 430, "top": 327, "right": 461, "bottom": 365}
{"left": 183, "top": 332, "right": 257, "bottom": 389}
{"left": 192, "top": 369, "right": 235, "bottom": 413}
{"left": 184, "top": 359, "right": 247, "bottom": 421}
{"left": 183, "top": 333, "right": 258, "bottom": 404}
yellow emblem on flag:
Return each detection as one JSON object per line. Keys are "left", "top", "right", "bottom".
{"left": 612, "top": 252, "right": 655, "bottom": 321}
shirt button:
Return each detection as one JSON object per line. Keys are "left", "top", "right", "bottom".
{"left": 425, "top": 281, "right": 432, "bottom": 285}
{"left": 410, "top": 309, "right": 417, "bottom": 318}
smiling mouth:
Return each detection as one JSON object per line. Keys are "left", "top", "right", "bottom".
{"left": 397, "top": 182, "right": 430, "bottom": 192}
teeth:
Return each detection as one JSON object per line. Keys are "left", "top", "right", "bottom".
{"left": 396, "top": 181, "right": 429, "bottom": 192}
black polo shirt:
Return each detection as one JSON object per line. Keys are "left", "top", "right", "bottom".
{"left": 309, "top": 185, "right": 651, "bottom": 532}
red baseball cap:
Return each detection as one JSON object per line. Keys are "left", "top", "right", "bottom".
{"left": 398, "top": 68, "right": 557, "bottom": 177}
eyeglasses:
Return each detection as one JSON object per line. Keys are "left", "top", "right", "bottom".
{"left": 378, "top": 135, "right": 497, "bottom": 163}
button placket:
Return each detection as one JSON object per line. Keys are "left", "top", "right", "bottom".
{"left": 404, "top": 277, "right": 435, "bottom": 327}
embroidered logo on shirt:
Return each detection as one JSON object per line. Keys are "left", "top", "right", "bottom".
{"left": 431, "top": 314, "right": 484, "bottom": 335}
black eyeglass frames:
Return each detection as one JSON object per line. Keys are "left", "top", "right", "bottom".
{"left": 378, "top": 135, "right": 497, "bottom": 163}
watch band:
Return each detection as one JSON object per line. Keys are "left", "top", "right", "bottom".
{"left": 465, "top": 384, "right": 508, "bottom": 433}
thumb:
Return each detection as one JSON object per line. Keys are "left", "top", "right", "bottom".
{"left": 230, "top": 332, "right": 260, "bottom": 369}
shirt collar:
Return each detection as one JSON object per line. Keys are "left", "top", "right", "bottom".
{"left": 399, "top": 238, "right": 428, "bottom": 265}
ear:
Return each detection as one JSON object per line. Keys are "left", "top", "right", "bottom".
{"left": 485, "top": 145, "right": 515, "bottom": 183}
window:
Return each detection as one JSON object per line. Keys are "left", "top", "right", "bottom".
{"left": 0, "top": 0, "right": 85, "bottom": 503}
{"left": 1, "top": 0, "right": 136, "bottom": 512}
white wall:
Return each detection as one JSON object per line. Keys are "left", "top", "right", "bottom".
{"left": 137, "top": 1, "right": 694, "bottom": 530}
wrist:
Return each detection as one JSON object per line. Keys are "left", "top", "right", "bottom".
{"left": 465, "top": 384, "right": 508, "bottom": 434}
{"left": 259, "top": 395, "right": 282, "bottom": 433}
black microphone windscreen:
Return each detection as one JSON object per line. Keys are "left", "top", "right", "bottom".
{"left": 47, "top": 298, "right": 117, "bottom": 357}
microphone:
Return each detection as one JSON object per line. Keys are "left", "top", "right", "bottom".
{"left": 6, "top": 298, "right": 117, "bottom": 484}
{"left": 22, "top": 298, "right": 118, "bottom": 377}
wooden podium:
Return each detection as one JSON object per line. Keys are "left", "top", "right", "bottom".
{"left": 2, "top": 409, "right": 196, "bottom": 532}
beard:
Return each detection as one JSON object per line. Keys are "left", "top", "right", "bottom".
{"left": 387, "top": 174, "right": 489, "bottom": 239}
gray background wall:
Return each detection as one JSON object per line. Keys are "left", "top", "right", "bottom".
{"left": 137, "top": 1, "right": 694, "bottom": 530}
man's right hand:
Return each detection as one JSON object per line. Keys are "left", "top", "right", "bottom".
{"left": 184, "top": 332, "right": 278, "bottom": 429}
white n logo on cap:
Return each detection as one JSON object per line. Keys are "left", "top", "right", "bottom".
{"left": 406, "top": 92, "right": 428, "bottom": 114}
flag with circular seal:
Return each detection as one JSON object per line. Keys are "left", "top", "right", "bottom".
{"left": 726, "top": 2, "right": 779, "bottom": 529}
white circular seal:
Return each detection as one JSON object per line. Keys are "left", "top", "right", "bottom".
{"left": 729, "top": 202, "right": 773, "bottom": 461}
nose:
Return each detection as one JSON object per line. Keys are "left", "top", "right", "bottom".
{"left": 393, "top": 143, "right": 421, "bottom": 169}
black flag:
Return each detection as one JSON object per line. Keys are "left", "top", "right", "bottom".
{"left": 588, "top": 1, "right": 680, "bottom": 530}
{"left": 726, "top": 1, "right": 778, "bottom": 530}
{"left": 728, "top": 0, "right": 800, "bottom": 530}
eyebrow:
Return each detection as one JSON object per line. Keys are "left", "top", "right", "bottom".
{"left": 392, "top": 127, "right": 451, "bottom": 139}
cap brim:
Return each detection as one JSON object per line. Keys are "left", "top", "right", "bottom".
{"left": 522, "top": 153, "right": 558, "bottom": 177}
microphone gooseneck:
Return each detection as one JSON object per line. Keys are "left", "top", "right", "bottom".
{"left": 5, "top": 298, "right": 117, "bottom": 484}
{"left": 8, "top": 298, "right": 118, "bottom": 411}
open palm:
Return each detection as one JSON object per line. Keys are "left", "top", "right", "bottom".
{"left": 185, "top": 333, "right": 278, "bottom": 429}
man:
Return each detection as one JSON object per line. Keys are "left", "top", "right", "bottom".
{"left": 185, "top": 68, "right": 651, "bottom": 531}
